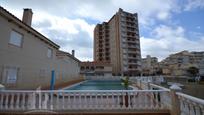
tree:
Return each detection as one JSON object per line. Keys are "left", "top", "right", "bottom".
{"left": 187, "top": 66, "right": 199, "bottom": 77}
{"left": 123, "top": 76, "right": 129, "bottom": 90}
{"left": 121, "top": 76, "right": 129, "bottom": 107}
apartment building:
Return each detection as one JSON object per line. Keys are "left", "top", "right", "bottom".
{"left": 141, "top": 55, "right": 160, "bottom": 75}
{"left": 80, "top": 61, "right": 112, "bottom": 76}
{"left": 160, "top": 51, "right": 204, "bottom": 76}
{"left": 191, "top": 51, "right": 204, "bottom": 64}
{"left": 199, "top": 59, "right": 204, "bottom": 76}
{"left": 94, "top": 8, "right": 141, "bottom": 76}
{"left": 0, "top": 7, "right": 81, "bottom": 89}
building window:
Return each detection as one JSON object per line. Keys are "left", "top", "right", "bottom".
{"left": 47, "top": 48, "right": 53, "bottom": 58}
{"left": 9, "top": 30, "right": 23, "bottom": 47}
{"left": 6, "top": 67, "right": 19, "bottom": 84}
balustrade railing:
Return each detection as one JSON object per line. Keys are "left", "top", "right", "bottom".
{"left": 129, "top": 76, "right": 164, "bottom": 83}
{"left": 84, "top": 76, "right": 121, "bottom": 80}
{"left": 132, "top": 78, "right": 204, "bottom": 115}
{"left": 177, "top": 92, "right": 204, "bottom": 115}
{"left": 1, "top": 76, "right": 204, "bottom": 114}
{"left": 0, "top": 90, "right": 169, "bottom": 112}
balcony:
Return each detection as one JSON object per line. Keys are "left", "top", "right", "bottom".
{"left": 127, "top": 50, "right": 137, "bottom": 54}
{"left": 126, "top": 21, "right": 136, "bottom": 25}
{"left": 105, "top": 53, "right": 110, "bottom": 56}
{"left": 99, "top": 40, "right": 103, "bottom": 43}
{"left": 128, "top": 62, "right": 139, "bottom": 66}
{"left": 126, "top": 14, "right": 135, "bottom": 19}
{"left": 127, "top": 45, "right": 137, "bottom": 49}
{"left": 98, "top": 48, "right": 103, "bottom": 51}
{"left": 126, "top": 34, "right": 136, "bottom": 38}
{"left": 98, "top": 44, "right": 103, "bottom": 47}
{"left": 126, "top": 39, "right": 139, "bottom": 44}
{"left": 126, "top": 39, "right": 137, "bottom": 44}
{"left": 105, "top": 43, "right": 109, "bottom": 47}
{"left": 127, "top": 50, "right": 140, "bottom": 54}
{"left": 127, "top": 56, "right": 137, "bottom": 60}
{"left": 127, "top": 68, "right": 138, "bottom": 71}
{"left": 126, "top": 18, "right": 135, "bottom": 23}
{"left": 105, "top": 57, "right": 110, "bottom": 61}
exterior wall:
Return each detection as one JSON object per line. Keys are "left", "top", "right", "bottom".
{"left": 0, "top": 12, "right": 80, "bottom": 89}
{"left": 109, "top": 14, "right": 121, "bottom": 75}
{"left": 54, "top": 56, "right": 80, "bottom": 86}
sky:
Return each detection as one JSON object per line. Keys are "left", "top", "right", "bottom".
{"left": 1, "top": 0, "right": 204, "bottom": 61}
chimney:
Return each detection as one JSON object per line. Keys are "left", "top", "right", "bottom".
{"left": 72, "top": 50, "right": 75, "bottom": 57}
{"left": 22, "top": 8, "right": 33, "bottom": 26}
{"left": 119, "top": 8, "right": 123, "bottom": 12}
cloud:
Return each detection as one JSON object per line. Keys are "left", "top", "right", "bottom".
{"left": 184, "top": 0, "right": 204, "bottom": 11}
{"left": 1, "top": 0, "right": 203, "bottom": 62}
{"left": 31, "top": 12, "right": 95, "bottom": 61}
{"left": 140, "top": 25, "right": 204, "bottom": 61}
{"left": 1, "top": 0, "right": 181, "bottom": 61}
{"left": 1, "top": 0, "right": 180, "bottom": 26}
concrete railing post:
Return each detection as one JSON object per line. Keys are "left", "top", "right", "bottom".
{"left": 139, "top": 80, "right": 142, "bottom": 88}
{"left": 147, "top": 82, "right": 151, "bottom": 90}
{"left": 170, "top": 89, "right": 181, "bottom": 115}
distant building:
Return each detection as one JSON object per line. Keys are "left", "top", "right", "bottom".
{"left": 94, "top": 8, "right": 141, "bottom": 76}
{"left": 199, "top": 59, "right": 204, "bottom": 76}
{"left": 80, "top": 61, "right": 112, "bottom": 76}
{"left": 141, "top": 55, "right": 160, "bottom": 75}
{"left": 160, "top": 50, "right": 204, "bottom": 76}
{"left": 0, "top": 7, "right": 81, "bottom": 89}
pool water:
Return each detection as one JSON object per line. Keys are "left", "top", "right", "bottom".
{"left": 66, "top": 80, "right": 133, "bottom": 90}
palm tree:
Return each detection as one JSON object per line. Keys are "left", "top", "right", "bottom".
{"left": 123, "top": 76, "right": 129, "bottom": 90}
{"left": 122, "top": 76, "right": 129, "bottom": 107}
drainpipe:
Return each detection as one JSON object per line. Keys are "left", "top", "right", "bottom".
{"left": 50, "top": 70, "right": 55, "bottom": 90}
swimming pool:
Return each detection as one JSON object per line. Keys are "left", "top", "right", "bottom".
{"left": 65, "top": 80, "right": 133, "bottom": 90}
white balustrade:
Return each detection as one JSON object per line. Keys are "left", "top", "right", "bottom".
{"left": 0, "top": 90, "right": 169, "bottom": 111}
{"left": 177, "top": 92, "right": 204, "bottom": 115}
{"left": 0, "top": 89, "right": 203, "bottom": 114}
{"left": 84, "top": 76, "right": 121, "bottom": 80}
